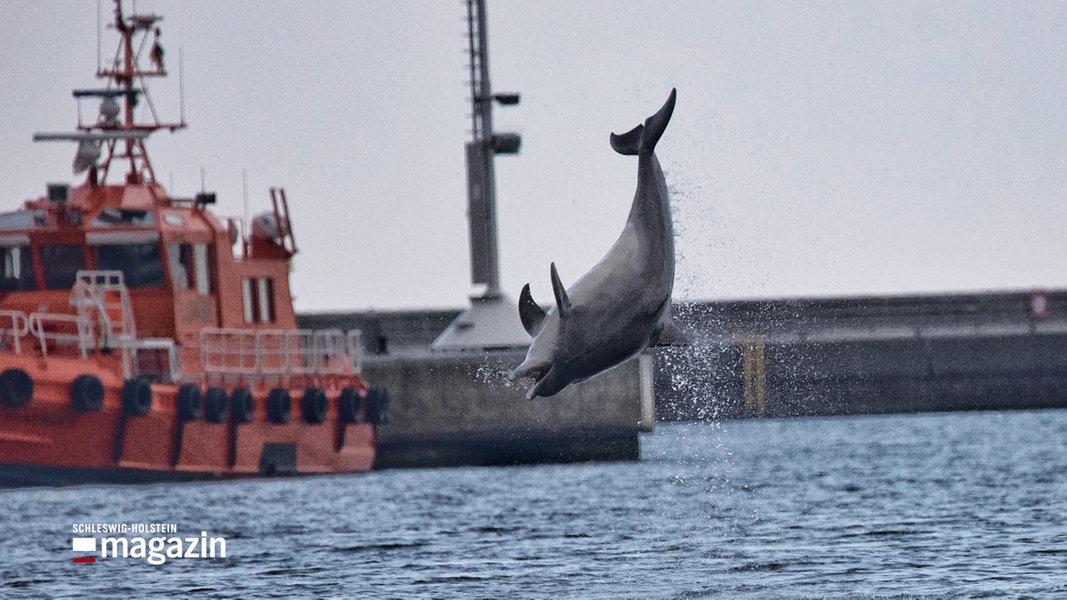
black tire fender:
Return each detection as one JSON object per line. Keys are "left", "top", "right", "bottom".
{"left": 121, "top": 378, "right": 152, "bottom": 416}
{"left": 203, "top": 387, "right": 228, "bottom": 423}
{"left": 301, "top": 388, "right": 327, "bottom": 424}
{"left": 338, "top": 387, "right": 361, "bottom": 424}
{"left": 266, "top": 388, "right": 291, "bottom": 424}
{"left": 230, "top": 387, "right": 254, "bottom": 424}
{"left": 176, "top": 384, "right": 201, "bottom": 421}
{"left": 365, "top": 387, "right": 389, "bottom": 426}
{"left": 0, "top": 368, "right": 33, "bottom": 408}
{"left": 70, "top": 374, "right": 104, "bottom": 412}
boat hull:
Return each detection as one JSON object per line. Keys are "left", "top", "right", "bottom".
{"left": 0, "top": 355, "right": 377, "bottom": 487}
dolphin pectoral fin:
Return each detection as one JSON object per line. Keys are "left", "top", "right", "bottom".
{"left": 650, "top": 316, "right": 690, "bottom": 347}
{"left": 549, "top": 262, "right": 571, "bottom": 319}
{"left": 640, "top": 88, "right": 677, "bottom": 155}
{"left": 609, "top": 123, "right": 643, "bottom": 156}
{"left": 518, "top": 283, "right": 546, "bottom": 336}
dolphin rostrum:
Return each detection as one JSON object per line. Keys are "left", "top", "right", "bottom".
{"left": 508, "top": 88, "right": 687, "bottom": 400}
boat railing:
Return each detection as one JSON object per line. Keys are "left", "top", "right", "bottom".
{"left": 199, "top": 327, "right": 364, "bottom": 383}
{"left": 307, "top": 329, "right": 352, "bottom": 375}
{"left": 0, "top": 304, "right": 180, "bottom": 382}
{"left": 124, "top": 337, "right": 181, "bottom": 383}
{"left": 0, "top": 309, "right": 29, "bottom": 354}
{"left": 28, "top": 313, "right": 95, "bottom": 358}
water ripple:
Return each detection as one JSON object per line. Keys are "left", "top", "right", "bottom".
{"left": 1, "top": 409, "right": 1065, "bottom": 598}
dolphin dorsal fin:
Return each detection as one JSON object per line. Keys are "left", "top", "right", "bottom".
{"left": 549, "top": 262, "right": 571, "bottom": 318}
{"left": 518, "top": 283, "right": 547, "bottom": 336}
{"left": 609, "top": 124, "right": 643, "bottom": 156}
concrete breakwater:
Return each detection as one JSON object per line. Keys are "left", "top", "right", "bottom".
{"left": 301, "top": 289, "right": 1067, "bottom": 432}
{"left": 361, "top": 350, "right": 653, "bottom": 468}
{"left": 656, "top": 290, "right": 1067, "bottom": 420}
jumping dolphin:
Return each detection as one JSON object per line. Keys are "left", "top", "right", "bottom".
{"left": 508, "top": 88, "right": 687, "bottom": 400}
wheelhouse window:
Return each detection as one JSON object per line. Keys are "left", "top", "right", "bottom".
{"left": 41, "top": 244, "right": 86, "bottom": 290}
{"left": 93, "top": 243, "right": 164, "bottom": 287}
{"left": 91, "top": 208, "right": 154, "bottom": 227}
{"left": 194, "top": 244, "right": 212, "bottom": 295}
{"left": 167, "top": 243, "right": 190, "bottom": 289}
{"left": 242, "top": 276, "right": 275, "bottom": 323}
{"left": 0, "top": 244, "right": 35, "bottom": 291}
{"left": 87, "top": 231, "right": 164, "bottom": 288}
{"left": 167, "top": 243, "right": 214, "bottom": 295}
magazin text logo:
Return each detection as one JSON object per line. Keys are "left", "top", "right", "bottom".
{"left": 70, "top": 523, "right": 227, "bottom": 565}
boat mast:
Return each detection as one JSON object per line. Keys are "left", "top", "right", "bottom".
{"left": 33, "top": 0, "right": 187, "bottom": 187}
{"left": 92, "top": 0, "right": 185, "bottom": 185}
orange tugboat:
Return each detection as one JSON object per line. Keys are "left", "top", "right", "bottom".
{"left": 0, "top": 2, "right": 385, "bottom": 485}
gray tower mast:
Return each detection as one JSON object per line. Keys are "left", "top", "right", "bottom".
{"left": 465, "top": 0, "right": 520, "bottom": 297}
{"left": 433, "top": 0, "right": 528, "bottom": 350}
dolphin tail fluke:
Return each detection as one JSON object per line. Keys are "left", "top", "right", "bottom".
{"left": 549, "top": 262, "right": 571, "bottom": 318}
{"left": 518, "top": 283, "right": 546, "bottom": 336}
{"left": 641, "top": 87, "right": 676, "bottom": 155}
{"left": 608, "top": 88, "right": 677, "bottom": 157}
{"left": 609, "top": 124, "right": 643, "bottom": 156}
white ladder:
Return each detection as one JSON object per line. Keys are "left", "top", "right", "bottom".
{"left": 70, "top": 270, "right": 136, "bottom": 348}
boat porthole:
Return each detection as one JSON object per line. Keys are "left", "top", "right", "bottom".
{"left": 301, "top": 388, "right": 328, "bottom": 424}
{"left": 338, "top": 387, "right": 362, "bottom": 424}
{"left": 0, "top": 368, "right": 33, "bottom": 408}
{"left": 266, "top": 388, "right": 291, "bottom": 424}
{"left": 121, "top": 378, "right": 152, "bottom": 416}
{"left": 203, "top": 387, "right": 228, "bottom": 423}
{"left": 230, "top": 387, "right": 254, "bottom": 424}
{"left": 70, "top": 374, "right": 104, "bottom": 412}
{"left": 176, "top": 384, "right": 202, "bottom": 421}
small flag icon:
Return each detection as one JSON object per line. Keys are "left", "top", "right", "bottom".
{"left": 72, "top": 538, "right": 96, "bottom": 552}
{"left": 72, "top": 537, "right": 97, "bottom": 563}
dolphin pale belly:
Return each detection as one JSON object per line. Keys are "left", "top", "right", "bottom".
{"left": 509, "top": 88, "right": 687, "bottom": 400}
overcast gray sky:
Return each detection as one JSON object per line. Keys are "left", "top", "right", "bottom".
{"left": 3, "top": 1, "right": 1067, "bottom": 312}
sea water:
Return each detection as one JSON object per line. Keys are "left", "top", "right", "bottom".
{"left": 2, "top": 409, "right": 1065, "bottom": 598}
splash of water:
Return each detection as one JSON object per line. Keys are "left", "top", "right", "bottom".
{"left": 473, "top": 351, "right": 523, "bottom": 390}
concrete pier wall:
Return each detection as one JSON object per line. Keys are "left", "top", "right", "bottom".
{"left": 356, "top": 350, "right": 652, "bottom": 468}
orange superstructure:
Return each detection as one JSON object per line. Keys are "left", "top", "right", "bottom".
{"left": 0, "top": 1, "right": 385, "bottom": 485}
